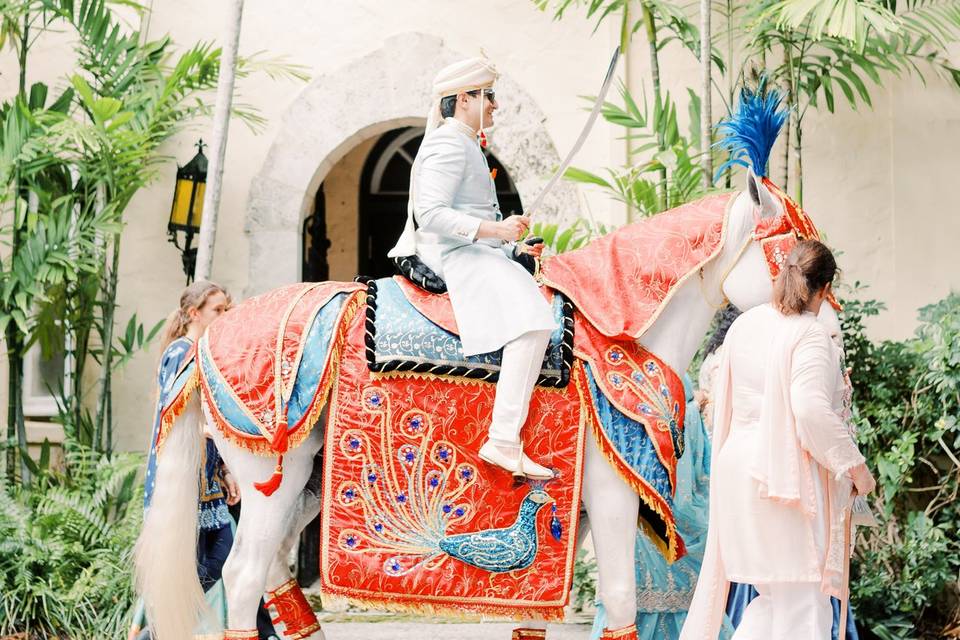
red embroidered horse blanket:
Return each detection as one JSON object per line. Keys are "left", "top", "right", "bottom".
{"left": 154, "top": 192, "right": 734, "bottom": 618}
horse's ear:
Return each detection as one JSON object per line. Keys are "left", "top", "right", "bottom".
{"left": 746, "top": 168, "right": 780, "bottom": 219}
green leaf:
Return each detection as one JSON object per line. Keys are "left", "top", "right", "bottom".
{"left": 38, "top": 438, "right": 51, "bottom": 473}
{"left": 564, "top": 166, "right": 612, "bottom": 188}
{"left": 19, "top": 445, "right": 40, "bottom": 476}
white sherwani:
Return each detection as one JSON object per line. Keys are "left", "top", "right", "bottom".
{"left": 394, "top": 118, "right": 556, "bottom": 356}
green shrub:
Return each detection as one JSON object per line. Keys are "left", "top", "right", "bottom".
{"left": 0, "top": 444, "right": 144, "bottom": 638}
{"left": 842, "top": 292, "right": 960, "bottom": 639}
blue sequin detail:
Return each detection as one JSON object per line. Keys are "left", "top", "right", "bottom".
{"left": 437, "top": 490, "right": 554, "bottom": 573}
{"left": 585, "top": 364, "right": 675, "bottom": 504}
{"left": 370, "top": 277, "right": 566, "bottom": 377}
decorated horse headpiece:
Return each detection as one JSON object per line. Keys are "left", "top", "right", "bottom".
{"left": 715, "top": 81, "right": 840, "bottom": 310}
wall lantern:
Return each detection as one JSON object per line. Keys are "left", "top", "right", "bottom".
{"left": 168, "top": 140, "right": 207, "bottom": 282}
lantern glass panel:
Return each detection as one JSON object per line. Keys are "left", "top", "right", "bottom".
{"left": 170, "top": 178, "right": 205, "bottom": 230}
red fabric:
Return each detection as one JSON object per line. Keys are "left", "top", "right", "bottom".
{"left": 201, "top": 281, "right": 363, "bottom": 455}
{"left": 601, "top": 624, "right": 639, "bottom": 639}
{"left": 539, "top": 193, "right": 731, "bottom": 340}
{"left": 265, "top": 579, "right": 321, "bottom": 640}
{"left": 757, "top": 178, "right": 821, "bottom": 243}
{"left": 320, "top": 304, "right": 588, "bottom": 620}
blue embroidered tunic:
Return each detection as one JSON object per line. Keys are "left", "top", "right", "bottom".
{"left": 144, "top": 336, "right": 230, "bottom": 532}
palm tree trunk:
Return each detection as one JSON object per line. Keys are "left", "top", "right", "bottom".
{"left": 6, "top": 327, "right": 26, "bottom": 484}
{"left": 781, "top": 77, "right": 791, "bottom": 190}
{"left": 724, "top": 0, "right": 734, "bottom": 189}
{"left": 700, "top": 0, "right": 713, "bottom": 189}
{"left": 94, "top": 181, "right": 117, "bottom": 454}
{"left": 194, "top": 0, "right": 244, "bottom": 281}
{"left": 793, "top": 116, "right": 803, "bottom": 206}
{"left": 94, "top": 229, "right": 120, "bottom": 454}
{"left": 641, "top": 2, "right": 667, "bottom": 210}
{"left": 9, "top": 11, "right": 31, "bottom": 484}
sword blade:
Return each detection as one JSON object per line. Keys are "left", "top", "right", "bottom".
{"left": 525, "top": 47, "right": 621, "bottom": 219}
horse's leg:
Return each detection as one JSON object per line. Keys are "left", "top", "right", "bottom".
{"left": 266, "top": 450, "right": 322, "bottom": 590}
{"left": 211, "top": 424, "right": 322, "bottom": 634}
{"left": 261, "top": 450, "right": 326, "bottom": 640}
{"left": 582, "top": 433, "right": 639, "bottom": 633}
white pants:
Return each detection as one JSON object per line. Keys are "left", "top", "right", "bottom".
{"left": 488, "top": 330, "right": 552, "bottom": 443}
{"left": 733, "top": 583, "right": 833, "bottom": 640}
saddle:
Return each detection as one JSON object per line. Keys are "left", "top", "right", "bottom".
{"left": 360, "top": 276, "right": 575, "bottom": 388}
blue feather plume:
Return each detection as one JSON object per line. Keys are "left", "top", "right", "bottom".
{"left": 713, "top": 79, "right": 789, "bottom": 182}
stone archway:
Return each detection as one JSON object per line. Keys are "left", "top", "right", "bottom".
{"left": 245, "top": 32, "right": 579, "bottom": 295}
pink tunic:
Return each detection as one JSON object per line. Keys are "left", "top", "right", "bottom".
{"left": 680, "top": 304, "right": 866, "bottom": 640}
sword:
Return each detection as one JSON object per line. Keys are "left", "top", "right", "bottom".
{"left": 525, "top": 47, "right": 620, "bottom": 220}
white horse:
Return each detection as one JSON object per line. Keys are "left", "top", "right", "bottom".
{"left": 136, "top": 172, "right": 806, "bottom": 640}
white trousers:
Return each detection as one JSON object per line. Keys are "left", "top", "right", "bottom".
{"left": 733, "top": 583, "right": 833, "bottom": 640}
{"left": 487, "top": 330, "right": 552, "bottom": 443}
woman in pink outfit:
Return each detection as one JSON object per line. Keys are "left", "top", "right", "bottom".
{"left": 681, "top": 240, "right": 875, "bottom": 640}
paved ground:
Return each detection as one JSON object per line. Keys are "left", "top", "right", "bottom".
{"left": 319, "top": 622, "right": 593, "bottom": 640}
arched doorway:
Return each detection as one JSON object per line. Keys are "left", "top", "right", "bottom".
{"left": 357, "top": 126, "right": 523, "bottom": 278}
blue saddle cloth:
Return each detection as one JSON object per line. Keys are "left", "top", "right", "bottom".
{"left": 364, "top": 277, "right": 575, "bottom": 388}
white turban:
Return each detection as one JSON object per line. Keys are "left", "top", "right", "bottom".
{"left": 425, "top": 57, "right": 498, "bottom": 132}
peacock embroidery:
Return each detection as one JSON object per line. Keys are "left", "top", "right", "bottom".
{"left": 335, "top": 386, "right": 561, "bottom": 576}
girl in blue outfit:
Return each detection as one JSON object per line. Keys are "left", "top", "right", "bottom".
{"left": 131, "top": 281, "right": 276, "bottom": 640}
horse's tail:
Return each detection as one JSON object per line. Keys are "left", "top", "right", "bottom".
{"left": 134, "top": 392, "right": 207, "bottom": 640}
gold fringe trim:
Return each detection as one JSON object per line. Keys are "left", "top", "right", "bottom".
{"left": 155, "top": 366, "right": 200, "bottom": 455}
{"left": 601, "top": 623, "right": 639, "bottom": 639}
{"left": 584, "top": 392, "right": 683, "bottom": 563}
{"left": 317, "top": 591, "right": 565, "bottom": 623}
{"left": 371, "top": 367, "right": 566, "bottom": 393}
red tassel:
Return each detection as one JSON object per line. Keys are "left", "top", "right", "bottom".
{"left": 254, "top": 455, "right": 284, "bottom": 496}
{"left": 479, "top": 130, "right": 488, "bottom": 148}
{"left": 271, "top": 417, "right": 289, "bottom": 454}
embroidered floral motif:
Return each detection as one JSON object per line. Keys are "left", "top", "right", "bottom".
{"left": 332, "top": 386, "right": 559, "bottom": 577}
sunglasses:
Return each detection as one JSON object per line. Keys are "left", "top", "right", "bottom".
{"left": 468, "top": 89, "right": 497, "bottom": 102}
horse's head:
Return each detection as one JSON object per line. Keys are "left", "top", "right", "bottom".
{"left": 703, "top": 80, "right": 842, "bottom": 317}
{"left": 709, "top": 169, "right": 838, "bottom": 315}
